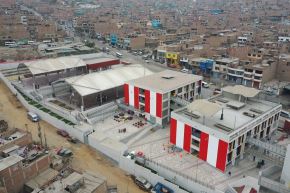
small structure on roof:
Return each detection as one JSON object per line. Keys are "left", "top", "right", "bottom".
{"left": 186, "top": 99, "right": 222, "bottom": 117}
{"left": 222, "top": 85, "right": 260, "bottom": 98}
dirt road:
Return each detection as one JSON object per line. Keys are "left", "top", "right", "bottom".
{"left": 0, "top": 80, "right": 145, "bottom": 193}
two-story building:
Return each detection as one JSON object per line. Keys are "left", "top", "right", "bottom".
{"left": 170, "top": 85, "right": 281, "bottom": 172}
{"left": 124, "top": 70, "right": 202, "bottom": 126}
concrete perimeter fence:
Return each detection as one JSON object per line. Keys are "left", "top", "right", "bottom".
{"left": 87, "top": 134, "right": 127, "bottom": 163}
{"left": 119, "top": 155, "right": 220, "bottom": 193}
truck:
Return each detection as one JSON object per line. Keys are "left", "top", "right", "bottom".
{"left": 151, "top": 182, "right": 174, "bottom": 193}
{"left": 134, "top": 176, "right": 152, "bottom": 191}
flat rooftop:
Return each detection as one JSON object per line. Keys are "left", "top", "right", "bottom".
{"left": 126, "top": 70, "right": 202, "bottom": 93}
{"left": 0, "top": 155, "right": 23, "bottom": 171}
{"left": 33, "top": 172, "right": 106, "bottom": 193}
{"left": 216, "top": 58, "right": 239, "bottom": 64}
{"left": 175, "top": 93, "right": 279, "bottom": 138}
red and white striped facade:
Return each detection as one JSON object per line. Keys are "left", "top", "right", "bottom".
{"left": 170, "top": 118, "right": 228, "bottom": 172}
{"left": 124, "top": 83, "right": 163, "bottom": 119}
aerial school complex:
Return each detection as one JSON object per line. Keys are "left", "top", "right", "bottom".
{"left": 0, "top": 54, "right": 290, "bottom": 193}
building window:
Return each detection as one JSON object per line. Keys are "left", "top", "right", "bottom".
{"left": 266, "top": 126, "right": 271, "bottom": 135}
{"left": 237, "top": 146, "right": 241, "bottom": 156}
{"left": 227, "top": 152, "right": 232, "bottom": 162}
{"left": 261, "top": 121, "right": 265, "bottom": 129}
{"left": 215, "top": 67, "right": 220, "bottom": 71}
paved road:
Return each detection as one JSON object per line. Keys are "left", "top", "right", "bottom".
{"left": 95, "top": 41, "right": 167, "bottom": 73}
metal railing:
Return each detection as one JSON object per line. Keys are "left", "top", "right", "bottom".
{"left": 259, "top": 177, "right": 290, "bottom": 193}
{"left": 229, "top": 104, "right": 281, "bottom": 141}
{"left": 247, "top": 137, "right": 286, "bottom": 157}
{"left": 145, "top": 158, "right": 215, "bottom": 190}
{"left": 171, "top": 96, "right": 190, "bottom": 106}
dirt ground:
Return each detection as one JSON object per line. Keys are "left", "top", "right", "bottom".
{"left": 0, "top": 80, "right": 145, "bottom": 193}
{"left": 0, "top": 47, "right": 40, "bottom": 61}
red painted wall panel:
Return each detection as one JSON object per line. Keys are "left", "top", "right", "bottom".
{"left": 199, "top": 132, "right": 209, "bottom": 161}
{"left": 156, "top": 93, "right": 162, "bottom": 118}
{"left": 87, "top": 59, "right": 120, "bottom": 70}
{"left": 145, "top": 90, "right": 150, "bottom": 113}
{"left": 124, "top": 84, "right": 129, "bottom": 105}
{"left": 216, "top": 140, "right": 228, "bottom": 172}
{"left": 183, "top": 124, "right": 192, "bottom": 152}
{"left": 134, "top": 87, "right": 139, "bottom": 109}
{"left": 284, "top": 120, "right": 290, "bottom": 134}
{"left": 170, "top": 118, "right": 177, "bottom": 144}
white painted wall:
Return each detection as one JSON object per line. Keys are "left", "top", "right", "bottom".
{"left": 87, "top": 133, "right": 127, "bottom": 162}
{"left": 281, "top": 144, "right": 290, "bottom": 188}
{"left": 119, "top": 155, "right": 218, "bottom": 193}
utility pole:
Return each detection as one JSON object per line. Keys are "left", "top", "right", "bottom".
{"left": 43, "top": 127, "right": 48, "bottom": 149}
{"left": 25, "top": 123, "right": 29, "bottom": 133}
{"left": 37, "top": 122, "right": 43, "bottom": 147}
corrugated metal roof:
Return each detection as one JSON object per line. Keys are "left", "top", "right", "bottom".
{"left": 25, "top": 57, "right": 87, "bottom": 75}
{"left": 65, "top": 64, "right": 153, "bottom": 96}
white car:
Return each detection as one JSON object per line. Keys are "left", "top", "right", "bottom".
{"left": 135, "top": 176, "right": 152, "bottom": 191}
{"left": 180, "top": 68, "right": 189, "bottom": 73}
{"left": 202, "top": 81, "right": 209, "bottom": 88}
{"left": 126, "top": 151, "right": 135, "bottom": 159}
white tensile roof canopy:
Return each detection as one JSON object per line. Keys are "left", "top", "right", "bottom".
{"left": 187, "top": 99, "right": 222, "bottom": 117}
{"left": 24, "top": 57, "right": 86, "bottom": 75}
{"left": 222, "top": 85, "right": 260, "bottom": 98}
{"left": 65, "top": 64, "right": 153, "bottom": 96}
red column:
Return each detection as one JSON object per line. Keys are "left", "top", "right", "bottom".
{"left": 199, "top": 132, "right": 209, "bottom": 161}
{"left": 134, "top": 87, "right": 139, "bottom": 109}
{"left": 216, "top": 140, "right": 228, "bottom": 172}
{"left": 156, "top": 93, "right": 162, "bottom": 118}
{"left": 145, "top": 90, "right": 150, "bottom": 113}
{"left": 170, "top": 118, "right": 177, "bottom": 144}
{"left": 183, "top": 124, "right": 192, "bottom": 152}
{"left": 124, "top": 84, "right": 129, "bottom": 105}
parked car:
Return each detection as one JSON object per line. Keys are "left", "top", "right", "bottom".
{"left": 202, "top": 81, "right": 209, "bottom": 88}
{"left": 27, "top": 112, "right": 40, "bottom": 122}
{"left": 126, "top": 151, "right": 135, "bottom": 159}
{"left": 134, "top": 176, "right": 152, "bottom": 191}
{"left": 264, "top": 90, "right": 275, "bottom": 96}
{"left": 151, "top": 182, "right": 173, "bottom": 193}
{"left": 180, "top": 68, "right": 189, "bottom": 73}
{"left": 67, "top": 137, "right": 78, "bottom": 143}
{"left": 57, "top": 148, "right": 73, "bottom": 157}
{"left": 57, "top": 130, "right": 69, "bottom": 137}
{"left": 213, "top": 88, "right": 222, "bottom": 95}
